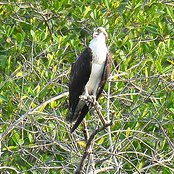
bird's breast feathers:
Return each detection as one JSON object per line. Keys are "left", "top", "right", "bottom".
{"left": 89, "top": 38, "right": 108, "bottom": 64}
{"left": 85, "top": 40, "right": 108, "bottom": 95}
{"left": 85, "top": 62, "right": 105, "bottom": 95}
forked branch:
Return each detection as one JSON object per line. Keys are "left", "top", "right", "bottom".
{"left": 75, "top": 96, "right": 113, "bottom": 174}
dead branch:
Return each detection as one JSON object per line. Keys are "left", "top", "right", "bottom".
{"left": 74, "top": 96, "right": 113, "bottom": 174}
{"left": 0, "top": 92, "right": 68, "bottom": 143}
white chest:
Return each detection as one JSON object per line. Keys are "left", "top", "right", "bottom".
{"left": 85, "top": 62, "right": 105, "bottom": 95}
{"left": 85, "top": 39, "right": 108, "bottom": 95}
{"left": 89, "top": 38, "right": 108, "bottom": 64}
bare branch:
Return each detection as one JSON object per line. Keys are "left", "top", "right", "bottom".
{"left": 0, "top": 92, "right": 68, "bottom": 142}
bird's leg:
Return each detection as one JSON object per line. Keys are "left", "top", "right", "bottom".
{"left": 84, "top": 86, "right": 90, "bottom": 99}
{"left": 87, "top": 89, "right": 100, "bottom": 110}
{"left": 80, "top": 92, "right": 107, "bottom": 126}
{"left": 88, "top": 95, "right": 96, "bottom": 103}
{"left": 80, "top": 87, "right": 93, "bottom": 106}
{"left": 87, "top": 95, "right": 95, "bottom": 106}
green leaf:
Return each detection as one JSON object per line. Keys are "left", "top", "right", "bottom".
{"left": 104, "top": 0, "right": 109, "bottom": 9}
{"left": 83, "top": 6, "right": 91, "bottom": 17}
{"left": 11, "top": 130, "right": 24, "bottom": 145}
{"left": 0, "top": 55, "right": 7, "bottom": 69}
{"left": 28, "top": 133, "right": 33, "bottom": 143}
{"left": 146, "top": 25, "right": 157, "bottom": 34}
{"left": 169, "top": 108, "right": 174, "bottom": 113}
{"left": 171, "top": 69, "right": 174, "bottom": 81}
{"left": 0, "top": 95, "right": 7, "bottom": 103}
{"left": 155, "top": 60, "right": 162, "bottom": 73}
{"left": 15, "top": 71, "right": 23, "bottom": 77}
{"left": 30, "top": 29, "right": 35, "bottom": 40}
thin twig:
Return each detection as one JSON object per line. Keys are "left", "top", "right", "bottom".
{"left": 75, "top": 122, "right": 112, "bottom": 174}
{"left": 0, "top": 92, "right": 68, "bottom": 143}
{"left": 0, "top": 166, "right": 20, "bottom": 173}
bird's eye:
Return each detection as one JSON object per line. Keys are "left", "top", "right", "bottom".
{"left": 97, "top": 28, "right": 102, "bottom": 33}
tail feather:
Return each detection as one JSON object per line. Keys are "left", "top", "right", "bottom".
{"left": 65, "top": 109, "right": 73, "bottom": 122}
{"left": 70, "top": 105, "right": 89, "bottom": 133}
{"left": 65, "top": 108, "right": 79, "bottom": 123}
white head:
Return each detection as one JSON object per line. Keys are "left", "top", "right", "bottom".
{"left": 89, "top": 27, "right": 108, "bottom": 62}
{"left": 92, "top": 27, "right": 108, "bottom": 42}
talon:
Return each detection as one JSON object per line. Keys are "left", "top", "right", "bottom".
{"left": 91, "top": 95, "right": 96, "bottom": 102}
{"left": 80, "top": 94, "right": 88, "bottom": 101}
{"left": 87, "top": 95, "right": 91, "bottom": 101}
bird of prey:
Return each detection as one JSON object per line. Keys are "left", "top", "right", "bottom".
{"left": 66, "top": 27, "right": 112, "bottom": 133}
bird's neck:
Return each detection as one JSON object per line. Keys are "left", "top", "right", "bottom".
{"left": 89, "top": 36, "right": 107, "bottom": 51}
{"left": 90, "top": 34, "right": 106, "bottom": 46}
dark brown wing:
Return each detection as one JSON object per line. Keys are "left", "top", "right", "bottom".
{"left": 66, "top": 47, "right": 92, "bottom": 122}
{"left": 70, "top": 52, "right": 112, "bottom": 133}
{"left": 70, "top": 104, "right": 89, "bottom": 133}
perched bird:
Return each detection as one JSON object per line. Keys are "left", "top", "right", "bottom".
{"left": 66, "top": 27, "right": 112, "bottom": 133}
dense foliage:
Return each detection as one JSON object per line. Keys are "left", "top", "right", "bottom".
{"left": 0, "top": 0, "right": 174, "bottom": 173}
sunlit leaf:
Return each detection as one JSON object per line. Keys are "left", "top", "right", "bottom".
{"left": 167, "top": 59, "right": 174, "bottom": 65}
{"left": 6, "top": 37, "right": 11, "bottom": 43}
{"left": 16, "top": 71, "right": 23, "bottom": 77}
{"left": 83, "top": 6, "right": 91, "bottom": 17}
{"left": 169, "top": 108, "right": 174, "bottom": 113}
{"left": 155, "top": 60, "right": 162, "bottom": 73}
{"left": 97, "top": 137, "right": 105, "bottom": 145}
{"left": 50, "top": 100, "right": 56, "bottom": 108}
{"left": 171, "top": 69, "right": 174, "bottom": 81}
{"left": 126, "top": 127, "right": 131, "bottom": 137}
{"left": 77, "top": 141, "right": 86, "bottom": 148}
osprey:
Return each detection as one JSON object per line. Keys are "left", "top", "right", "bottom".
{"left": 66, "top": 27, "right": 112, "bottom": 133}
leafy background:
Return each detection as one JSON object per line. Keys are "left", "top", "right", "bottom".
{"left": 0, "top": 0, "right": 174, "bottom": 173}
